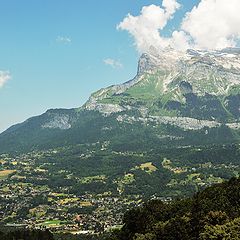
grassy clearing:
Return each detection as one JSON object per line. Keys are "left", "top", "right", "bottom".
{"left": 79, "top": 175, "right": 106, "bottom": 184}
{"left": 139, "top": 162, "right": 157, "bottom": 173}
{"left": 187, "top": 173, "right": 201, "bottom": 181}
{"left": 121, "top": 173, "right": 135, "bottom": 185}
{"left": 51, "top": 193, "right": 68, "bottom": 197}
{"left": 40, "top": 220, "right": 68, "bottom": 226}
{"left": 80, "top": 201, "right": 92, "bottom": 207}
{"left": 58, "top": 198, "right": 79, "bottom": 205}
{"left": 0, "top": 170, "right": 16, "bottom": 179}
{"left": 0, "top": 159, "right": 6, "bottom": 164}
{"left": 126, "top": 72, "right": 165, "bottom": 100}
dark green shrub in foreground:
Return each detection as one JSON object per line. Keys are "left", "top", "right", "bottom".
{"left": 0, "top": 229, "right": 54, "bottom": 240}
{"left": 110, "top": 177, "right": 240, "bottom": 240}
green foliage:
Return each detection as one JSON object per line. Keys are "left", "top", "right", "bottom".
{"left": 111, "top": 177, "right": 240, "bottom": 240}
{"left": 0, "top": 229, "right": 54, "bottom": 240}
{"left": 200, "top": 217, "right": 240, "bottom": 240}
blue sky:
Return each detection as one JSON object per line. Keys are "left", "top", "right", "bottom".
{"left": 0, "top": 0, "right": 201, "bottom": 132}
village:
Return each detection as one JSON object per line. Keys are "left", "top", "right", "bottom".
{"left": 0, "top": 150, "right": 143, "bottom": 234}
{"left": 0, "top": 145, "right": 239, "bottom": 235}
{"left": 0, "top": 178, "right": 141, "bottom": 234}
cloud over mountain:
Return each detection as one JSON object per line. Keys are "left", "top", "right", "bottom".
{"left": 118, "top": 0, "right": 240, "bottom": 52}
{"left": 117, "top": 0, "right": 181, "bottom": 52}
{"left": 181, "top": 0, "right": 240, "bottom": 50}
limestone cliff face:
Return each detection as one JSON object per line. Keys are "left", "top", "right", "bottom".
{"left": 1, "top": 48, "right": 240, "bottom": 153}
{"left": 83, "top": 47, "right": 240, "bottom": 129}
{"left": 88, "top": 48, "right": 240, "bottom": 102}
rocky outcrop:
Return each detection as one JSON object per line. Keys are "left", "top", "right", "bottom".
{"left": 116, "top": 114, "right": 240, "bottom": 131}
{"left": 42, "top": 115, "right": 71, "bottom": 130}
{"left": 85, "top": 101, "right": 125, "bottom": 115}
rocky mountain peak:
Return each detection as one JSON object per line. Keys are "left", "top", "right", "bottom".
{"left": 86, "top": 47, "right": 240, "bottom": 112}
{"left": 138, "top": 47, "right": 240, "bottom": 72}
{"left": 137, "top": 46, "right": 186, "bottom": 75}
{"left": 1, "top": 48, "right": 240, "bottom": 153}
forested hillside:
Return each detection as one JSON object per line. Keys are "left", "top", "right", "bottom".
{"left": 110, "top": 177, "right": 240, "bottom": 240}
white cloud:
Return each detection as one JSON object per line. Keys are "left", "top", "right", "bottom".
{"left": 117, "top": 0, "right": 240, "bottom": 52}
{"left": 56, "top": 36, "right": 72, "bottom": 44}
{"left": 181, "top": 0, "right": 240, "bottom": 50}
{"left": 0, "top": 71, "right": 11, "bottom": 88}
{"left": 103, "top": 58, "right": 123, "bottom": 69}
{"left": 117, "top": 0, "right": 181, "bottom": 53}
{"left": 171, "top": 30, "right": 192, "bottom": 50}
{"left": 162, "top": 0, "right": 181, "bottom": 17}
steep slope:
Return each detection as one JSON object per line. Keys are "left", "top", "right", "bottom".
{"left": 86, "top": 47, "right": 240, "bottom": 121}
{"left": 1, "top": 48, "right": 240, "bottom": 153}
{"left": 111, "top": 177, "right": 240, "bottom": 240}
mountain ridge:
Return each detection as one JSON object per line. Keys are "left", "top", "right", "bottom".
{"left": 1, "top": 47, "right": 240, "bottom": 153}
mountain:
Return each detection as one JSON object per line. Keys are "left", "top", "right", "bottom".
{"left": 1, "top": 47, "right": 240, "bottom": 210}
{"left": 1, "top": 47, "right": 240, "bottom": 153}
{"left": 85, "top": 47, "right": 240, "bottom": 122}
{"left": 1, "top": 48, "right": 240, "bottom": 228}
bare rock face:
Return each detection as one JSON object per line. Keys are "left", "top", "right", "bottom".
{"left": 116, "top": 114, "right": 221, "bottom": 131}
{"left": 137, "top": 53, "right": 158, "bottom": 75}
{"left": 83, "top": 47, "right": 240, "bottom": 130}
{"left": 89, "top": 47, "right": 240, "bottom": 105}
{"left": 85, "top": 102, "right": 125, "bottom": 116}
{"left": 42, "top": 114, "right": 71, "bottom": 130}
